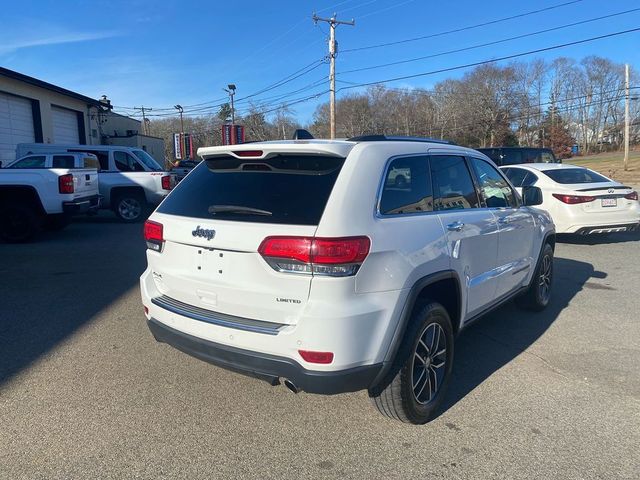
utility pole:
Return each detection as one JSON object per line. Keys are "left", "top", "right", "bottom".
{"left": 135, "top": 106, "right": 152, "bottom": 135}
{"left": 624, "top": 64, "right": 630, "bottom": 171}
{"left": 224, "top": 84, "right": 237, "bottom": 143}
{"left": 313, "top": 12, "right": 355, "bottom": 139}
{"left": 174, "top": 104, "right": 185, "bottom": 160}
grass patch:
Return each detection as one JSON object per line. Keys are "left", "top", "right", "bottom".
{"left": 569, "top": 151, "right": 640, "bottom": 186}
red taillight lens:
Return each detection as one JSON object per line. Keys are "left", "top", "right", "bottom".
{"left": 625, "top": 191, "right": 638, "bottom": 201}
{"left": 234, "top": 150, "right": 263, "bottom": 157}
{"left": 144, "top": 220, "right": 164, "bottom": 251}
{"left": 58, "top": 174, "right": 74, "bottom": 194}
{"left": 298, "top": 350, "right": 334, "bottom": 364}
{"left": 258, "top": 236, "right": 370, "bottom": 276}
{"left": 552, "top": 193, "right": 595, "bottom": 204}
{"left": 161, "top": 175, "right": 172, "bottom": 190}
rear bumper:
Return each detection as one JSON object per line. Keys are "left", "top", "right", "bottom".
{"left": 63, "top": 194, "right": 101, "bottom": 214}
{"left": 147, "top": 317, "right": 382, "bottom": 395}
{"left": 571, "top": 222, "right": 640, "bottom": 235}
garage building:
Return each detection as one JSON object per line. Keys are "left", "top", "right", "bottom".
{"left": 0, "top": 67, "right": 165, "bottom": 165}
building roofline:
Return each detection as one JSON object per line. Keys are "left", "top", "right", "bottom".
{"left": 0, "top": 66, "right": 102, "bottom": 107}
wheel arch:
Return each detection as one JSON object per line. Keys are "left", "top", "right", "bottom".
{"left": 0, "top": 185, "right": 46, "bottom": 216}
{"left": 369, "top": 270, "right": 462, "bottom": 392}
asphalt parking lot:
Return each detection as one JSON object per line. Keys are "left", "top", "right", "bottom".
{"left": 1, "top": 214, "right": 639, "bottom": 479}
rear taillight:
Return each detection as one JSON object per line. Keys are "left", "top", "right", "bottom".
{"left": 298, "top": 350, "right": 334, "bottom": 364}
{"left": 552, "top": 193, "right": 595, "bottom": 204}
{"left": 258, "top": 236, "right": 370, "bottom": 277}
{"left": 144, "top": 220, "right": 164, "bottom": 252}
{"left": 625, "top": 191, "right": 638, "bottom": 201}
{"left": 161, "top": 175, "right": 173, "bottom": 190}
{"left": 58, "top": 174, "right": 74, "bottom": 194}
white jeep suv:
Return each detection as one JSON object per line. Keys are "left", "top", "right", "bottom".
{"left": 140, "top": 135, "right": 555, "bottom": 424}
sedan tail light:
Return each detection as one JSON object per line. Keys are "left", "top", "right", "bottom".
{"left": 144, "top": 220, "right": 164, "bottom": 252}
{"left": 625, "top": 191, "right": 638, "bottom": 201}
{"left": 258, "top": 236, "right": 370, "bottom": 276}
{"left": 58, "top": 174, "right": 75, "bottom": 194}
{"left": 552, "top": 193, "right": 595, "bottom": 204}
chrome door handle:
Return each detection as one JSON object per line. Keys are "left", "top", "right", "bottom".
{"left": 447, "top": 221, "right": 465, "bottom": 232}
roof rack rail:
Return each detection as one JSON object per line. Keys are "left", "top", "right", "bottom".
{"left": 347, "top": 135, "right": 455, "bottom": 145}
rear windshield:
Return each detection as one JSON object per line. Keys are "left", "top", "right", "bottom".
{"left": 157, "top": 154, "right": 345, "bottom": 225}
{"left": 542, "top": 168, "right": 609, "bottom": 184}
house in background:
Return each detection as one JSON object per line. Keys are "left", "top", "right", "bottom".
{"left": 0, "top": 67, "right": 165, "bottom": 165}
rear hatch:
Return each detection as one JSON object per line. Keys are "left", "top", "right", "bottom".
{"left": 147, "top": 147, "right": 349, "bottom": 325}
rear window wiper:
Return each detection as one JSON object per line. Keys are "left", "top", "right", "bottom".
{"left": 208, "top": 205, "right": 273, "bottom": 216}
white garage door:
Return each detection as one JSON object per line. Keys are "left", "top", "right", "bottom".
{"left": 52, "top": 106, "right": 80, "bottom": 144}
{"left": 0, "top": 92, "right": 35, "bottom": 165}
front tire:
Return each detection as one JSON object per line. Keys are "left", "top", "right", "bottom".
{"left": 370, "top": 301, "right": 454, "bottom": 424}
{"left": 516, "top": 243, "right": 553, "bottom": 311}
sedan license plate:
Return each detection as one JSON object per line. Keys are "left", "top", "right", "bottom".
{"left": 601, "top": 198, "right": 617, "bottom": 207}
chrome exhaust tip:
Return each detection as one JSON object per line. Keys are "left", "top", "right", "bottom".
{"left": 283, "top": 379, "right": 300, "bottom": 394}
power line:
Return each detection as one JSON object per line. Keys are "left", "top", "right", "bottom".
{"left": 339, "top": 8, "right": 640, "bottom": 75}
{"left": 336, "top": 27, "right": 640, "bottom": 91}
{"left": 342, "top": 0, "right": 585, "bottom": 53}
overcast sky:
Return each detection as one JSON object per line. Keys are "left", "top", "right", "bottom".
{"left": 2, "top": 0, "right": 639, "bottom": 123}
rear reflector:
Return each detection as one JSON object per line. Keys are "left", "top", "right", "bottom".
{"left": 625, "top": 191, "right": 638, "bottom": 201}
{"left": 552, "top": 193, "right": 595, "bottom": 204}
{"left": 258, "top": 236, "right": 370, "bottom": 276}
{"left": 58, "top": 174, "right": 74, "bottom": 194}
{"left": 298, "top": 350, "right": 334, "bottom": 364}
{"left": 144, "top": 220, "right": 164, "bottom": 252}
{"left": 161, "top": 175, "right": 173, "bottom": 190}
{"left": 234, "top": 150, "right": 264, "bottom": 157}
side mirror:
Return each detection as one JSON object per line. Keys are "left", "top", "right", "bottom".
{"left": 522, "top": 186, "right": 543, "bottom": 206}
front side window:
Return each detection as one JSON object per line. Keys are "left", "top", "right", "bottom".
{"left": 9, "top": 156, "right": 46, "bottom": 168}
{"left": 540, "top": 151, "right": 556, "bottom": 163}
{"left": 114, "top": 151, "right": 144, "bottom": 172}
{"left": 379, "top": 156, "right": 433, "bottom": 215}
{"left": 430, "top": 156, "right": 480, "bottom": 211}
{"left": 470, "top": 157, "right": 517, "bottom": 208}
{"left": 502, "top": 167, "right": 527, "bottom": 187}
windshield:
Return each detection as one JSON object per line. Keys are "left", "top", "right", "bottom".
{"left": 542, "top": 168, "right": 610, "bottom": 184}
{"left": 133, "top": 150, "right": 163, "bottom": 171}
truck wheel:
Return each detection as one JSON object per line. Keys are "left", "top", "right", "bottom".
{"left": 0, "top": 203, "right": 42, "bottom": 243}
{"left": 369, "top": 301, "right": 454, "bottom": 424}
{"left": 44, "top": 214, "right": 71, "bottom": 231}
{"left": 516, "top": 243, "right": 553, "bottom": 312}
{"left": 113, "top": 193, "right": 146, "bottom": 223}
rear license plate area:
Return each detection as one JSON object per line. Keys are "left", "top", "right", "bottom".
{"left": 601, "top": 198, "right": 617, "bottom": 207}
{"left": 194, "top": 248, "right": 227, "bottom": 276}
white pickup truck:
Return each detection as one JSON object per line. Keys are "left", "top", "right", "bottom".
{"left": 15, "top": 144, "right": 176, "bottom": 222}
{"left": 0, "top": 152, "right": 100, "bottom": 242}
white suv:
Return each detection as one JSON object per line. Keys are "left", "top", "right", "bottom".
{"left": 140, "top": 135, "right": 555, "bottom": 424}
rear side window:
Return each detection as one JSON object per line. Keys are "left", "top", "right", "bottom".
{"left": 52, "top": 155, "right": 75, "bottom": 168}
{"left": 157, "top": 154, "right": 345, "bottom": 225}
{"left": 502, "top": 150, "right": 523, "bottom": 165}
{"left": 542, "top": 168, "right": 609, "bottom": 184}
{"left": 540, "top": 150, "right": 556, "bottom": 163}
{"left": 9, "top": 156, "right": 46, "bottom": 168}
{"left": 430, "top": 156, "right": 480, "bottom": 210}
{"left": 380, "top": 156, "right": 433, "bottom": 215}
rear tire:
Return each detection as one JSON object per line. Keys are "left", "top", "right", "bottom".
{"left": 516, "top": 243, "right": 553, "bottom": 311}
{"left": 369, "top": 301, "right": 454, "bottom": 424}
{"left": 113, "top": 193, "right": 146, "bottom": 223}
{"left": 0, "top": 203, "right": 42, "bottom": 243}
